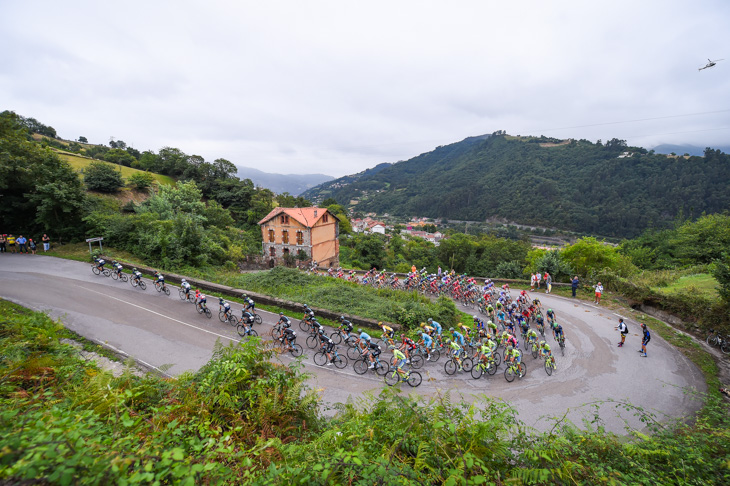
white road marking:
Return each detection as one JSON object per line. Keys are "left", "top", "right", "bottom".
{"left": 80, "top": 286, "right": 242, "bottom": 344}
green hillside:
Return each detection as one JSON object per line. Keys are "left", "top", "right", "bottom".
{"left": 55, "top": 150, "right": 175, "bottom": 186}
{"left": 303, "top": 134, "right": 730, "bottom": 238}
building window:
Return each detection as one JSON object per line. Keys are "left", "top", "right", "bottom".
{"left": 280, "top": 215, "right": 289, "bottom": 224}
{"left": 282, "top": 230, "right": 289, "bottom": 244}
{"left": 269, "top": 247, "right": 276, "bottom": 257}
{"left": 268, "top": 229, "right": 275, "bottom": 242}
{"left": 296, "top": 230, "right": 304, "bottom": 245}
{"left": 322, "top": 213, "right": 329, "bottom": 223}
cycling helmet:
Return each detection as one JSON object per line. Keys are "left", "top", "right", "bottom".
{"left": 339, "top": 315, "right": 345, "bottom": 321}
{"left": 449, "top": 327, "right": 454, "bottom": 332}
{"left": 487, "top": 320, "right": 493, "bottom": 325}
{"left": 181, "top": 278, "right": 186, "bottom": 283}
{"left": 132, "top": 267, "right": 137, "bottom": 271}
{"left": 473, "top": 315, "right": 478, "bottom": 320}
{"left": 539, "top": 340, "right": 546, "bottom": 346}
{"left": 279, "top": 312, "right": 284, "bottom": 317}
{"left": 318, "top": 328, "right": 325, "bottom": 335}
{"left": 548, "top": 309, "right": 553, "bottom": 313}
{"left": 357, "top": 328, "right": 362, "bottom": 334}
{"left": 428, "top": 318, "right": 433, "bottom": 323}
{"left": 420, "top": 322, "right": 426, "bottom": 328}
{"left": 242, "top": 294, "right": 248, "bottom": 299}
{"left": 507, "top": 345, "right": 514, "bottom": 352}
{"left": 641, "top": 323, "right": 647, "bottom": 329}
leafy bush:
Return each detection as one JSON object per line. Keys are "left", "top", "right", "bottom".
{"left": 83, "top": 160, "right": 124, "bottom": 192}
{"left": 127, "top": 171, "right": 155, "bottom": 190}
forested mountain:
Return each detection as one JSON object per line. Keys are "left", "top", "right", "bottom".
{"left": 302, "top": 133, "right": 730, "bottom": 238}
{"left": 235, "top": 166, "right": 333, "bottom": 196}
{"left": 652, "top": 143, "right": 730, "bottom": 157}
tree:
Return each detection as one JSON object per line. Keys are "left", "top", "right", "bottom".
{"left": 78, "top": 136, "right": 88, "bottom": 143}
{"left": 104, "top": 148, "right": 137, "bottom": 167}
{"left": 84, "top": 161, "right": 125, "bottom": 192}
{"left": 713, "top": 253, "right": 730, "bottom": 303}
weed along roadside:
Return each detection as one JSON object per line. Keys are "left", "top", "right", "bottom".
{"left": 104, "top": 257, "right": 393, "bottom": 331}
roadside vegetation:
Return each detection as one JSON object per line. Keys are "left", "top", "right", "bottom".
{"left": 1, "top": 299, "right": 729, "bottom": 485}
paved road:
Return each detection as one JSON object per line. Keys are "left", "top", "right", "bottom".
{"left": 0, "top": 255, "right": 706, "bottom": 433}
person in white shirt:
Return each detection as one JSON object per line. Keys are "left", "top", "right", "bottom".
{"left": 594, "top": 282, "right": 604, "bottom": 305}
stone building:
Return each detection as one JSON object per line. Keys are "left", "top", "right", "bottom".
{"left": 258, "top": 207, "right": 339, "bottom": 267}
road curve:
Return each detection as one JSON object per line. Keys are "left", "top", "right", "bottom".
{"left": 0, "top": 255, "right": 706, "bottom": 433}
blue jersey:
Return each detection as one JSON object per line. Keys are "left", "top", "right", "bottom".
{"left": 359, "top": 332, "right": 371, "bottom": 342}
{"left": 431, "top": 321, "right": 442, "bottom": 335}
{"left": 421, "top": 333, "right": 432, "bottom": 347}
{"left": 452, "top": 331, "right": 465, "bottom": 346}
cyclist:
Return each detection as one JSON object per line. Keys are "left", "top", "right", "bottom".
{"left": 420, "top": 322, "right": 435, "bottom": 336}
{"left": 539, "top": 340, "right": 553, "bottom": 362}
{"left": 474, "top": 339, "right": 494, "bottom": 370}
{"left": 281, "top": 327, "right": 297, "bottom": 351}
{"left": 554, "top": 323, "right": 565, "bottom": 343}
{"left": 399, "top": 334, "right": 417, "bottom": 363}
{"left": 447, "top": 340, "right": 464, "bottom": 370}
{"left": 486, "top": 319, "right": 498, "bottom": 337}
{"left": 302, "top": 305, "right": 315, "bottom": 324}
{"left": 535, "top": 312, "right": 545, "bottom": 334}
{"left": 277, "top": 312, "right": 292, "bottom": 340}
{"left": 505, "top": 345, "right": 522, "bottom": 375}
{"left": 546, "top": 308, "right": 556, "bottom": 326}
{"left": 131, "top": 268, "right": 143, "bottom": 284}
{"left": 240, "top": 310, "right": 256, "bottom": 335}
{"left": 450, "top": 327, "right": 466, "bottom": 349}
{"left": 458, "top": 322, "right": 472, "bottom": 341}
{"left": 472, "top": 315, "right": 484, "bottom": 330}
{"left": 319, "top": 329, "right": 336, "bottom": 365}
{"left": 113, "top": 260, "right": 124, "bottom": 278}
{"left": 364, "top": 340, "right": 382, "bottom": 368}
{"left": 357, "top": 328, "right": 371, "bottom": 347}
{"left": 428, "top": 318, "right": 442, "bottom": 335}
{"left": 195, "top": 290, "right": 207, "bottom": 312}
{"left": 153, "top": 271, "right": 166, "bottom": 290}
{"left": 526, "top": 328, "right": 539, "bottom": 349}
{"left": 419, "top": 331, "right": 434, "bottom": 361}
{"left": 392, "top": 347, "right": 408, "bottom": 375}
{"left": 380, "top": 322, "right": 395, "bottom": 341}
{"left": 310, "top": 318, "right": 323, "bottom": 334}
{"left": 502, "top": 331, "right": 518, "bottom": 350}
{"left": 94, "top": 258, "right": 107, "bottom": 271}
{"left": 180, "top": 278, "right": 192, "bottom": 300}
{"left": 338, "top": 315, "right": 354, "bottom": 338}
{"left": 486, "top": 304, "right": 495, "bottom": 320}
{"left": 242, "top": 294, "right": 255, "bottom": 313}
{"left": 219, "top": 298, "right": 232, "bottom": 320}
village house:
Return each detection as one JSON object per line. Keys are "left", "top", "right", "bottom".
{"left": 258, "top": 207, "right": 339, "bottom": 267}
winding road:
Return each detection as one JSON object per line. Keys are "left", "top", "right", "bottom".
{"left": 0, "top": 255, "right": 706, "bottom": 433}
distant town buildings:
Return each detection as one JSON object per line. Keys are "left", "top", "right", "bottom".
{"left": 351, "top": 216, "right": 445, "bottom": 245}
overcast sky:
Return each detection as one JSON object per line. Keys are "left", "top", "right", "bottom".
{"left": 2, "top": 1, "right": 729, "bottom": 177}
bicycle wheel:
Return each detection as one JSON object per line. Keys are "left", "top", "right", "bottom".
{"left": 486, "top": 360, "right": 498, "bottom": 375}
{"left": 353, "top": 358, "right": 369, "bottom": 375}
{"left": 721, "top": 340, "right": 730, "bottom": 355}
{"left": 706, "top": 333, "right": 718, "bottom": 346}
{"left": 493, "top": 351, "right": 502, "bottom": 368}
{"left": 531, "top": 345, "right": 538, "bottom": 359}
{"left": 249, "top": 329, "right": 258, "bottom": 337}
{"left": 384, "top": 370, "right": 399, "bottom": 386}
{"left": 560, "top": 342, "right": 565, "bottom": 356}
{"left": 121, "top": 274, "right": 128, "bottom": 282}
{"left": 103, "top": 269, "right": 111, "bottom": 277}
{"left": 333, "top": 354, "right": 347, "bottom": 369}
{"left": 462, "top": 357, "right": 474, "bottom": 372}
{"left": 131, "top": 278, "right": 138, "bottom": 287}
{"left": 299, "top": 320, "right": 309, "bottom": 331}
{"left": 346, "top": 346, "right": 361, "bottom": 360}
{"left": 289, "top": 343, "right": 303, "bottom": 357}
{"left": 410, "top": 355, "right": 424, "bottom": 369}
{"left": 155, "top": 283, "right": 162, "bottom": 293}
{"left": 92, "top": 266, "right": 100, "bottom": 275}
{"left": 444, "top": 359, "right": 457, "bottom": 375}
{"left": 139, "top": 281, "right": 147, "bottom": 290}
{"left": 544, "top": 359, "right": 553, "bottom": 376}
{"left": 407, "top": 371, "right": 422, "bottom": 387}
{"left": 429, "top": 348, "right": 441, "bottom": 362}
{"left": 505, "top": 366, "right": 516, "bottom": 382}
{"left": 313, "top": 351, "right": 327, "bottom": 366}
{"left": 518, "top": 362, "right": 527, "bottom": 378}
{"left": 236, "top": 324, "right": 249, "bottom": 337}
{"left": 218, "top": 311, "right": 228, "bottom": 322}
{"left": 375, "top": 360, "right": 389, "bottom": 376}
{"left": 330, "top": 331, "right": 343, "bottom": 345}
{"left": 164, "top": 286, "right": 170, "bottom": 296}
{"left": 306, "top": 335, "right": 318, "bottom": 349}
{"left": 178, "top": 288, "right": 186, "bottom": 300}
{"left": 254, "top": 314, "right": 262, "bottom": 325}
{"left": 471, "top": 365, "right": 484, "bottom": 380}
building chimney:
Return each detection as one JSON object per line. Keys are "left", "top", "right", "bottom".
{"left": 314, "top": 209, "right": 318, "bottom": 217}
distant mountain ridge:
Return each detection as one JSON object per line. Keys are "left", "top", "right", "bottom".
{"left": 302, "top": 134, "right": 730, "bottom": 238}
{"left": 235, "top": 166, "right": 333, "bottom": 196}
{"left": 652, "top": 143, "right": 730, "bottom": 157}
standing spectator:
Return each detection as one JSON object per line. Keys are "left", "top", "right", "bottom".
{"left": 437, "top": 266, "right": 442, "bottom": 277}
{"left": 571, "top": 276, "right": 579, "bottom": 297}
{"left": 0, "top": 234, "right": 5, "bottom": 253}
{"left": 29, "top": 238, "right": 37, "bottom": 254}
{"left": 593, "top": 282, "right": 603, "bottom": 305}
{"left": 17, "top": 235, "right": 27, "bottom": 254}
{"left": 615, "top": 318, "right": 628, "bottom": 347}
{"left": 545, "top": 272, "right": 552, "bottom": 294}
{"left": 639, "top": 323, "right": 650, "bottom": 357}
{"left": 536, "top": 272, "right": 542, "bottom": 290}
{"left": 530, "top": 273, "right": 536, "bottom": 291}
{"left": 6, "top": 234, "right": 16, "bottom": 253}
{"left": 42, "top": 234, "right": 50, "bottom": 252}
{"left": 411, "top": 264, "right": 417, "bottom": 274}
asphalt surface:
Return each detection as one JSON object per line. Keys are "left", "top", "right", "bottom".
{"left": 0, "top": 255, "right": 707, "bottom": 434}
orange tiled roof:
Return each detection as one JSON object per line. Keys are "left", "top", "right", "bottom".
{"left": 257, "top": 207, "right": 330, "bottom": 228}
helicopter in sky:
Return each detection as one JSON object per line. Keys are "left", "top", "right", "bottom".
{"left": 698, "top": 58, "right": 723, "bottom": 71}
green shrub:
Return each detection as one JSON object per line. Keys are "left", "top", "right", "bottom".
{"left": 83, "top": 160, "right": 124, "bottom": 192}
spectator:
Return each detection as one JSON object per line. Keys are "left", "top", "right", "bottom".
{"left": 640, "top": 323, "right": 650, "bottom": 357}
{"left": 571, "top": 276, "right": 579, "bottom": 297}
{"left": 17, "top": 235, "right": 27, "bottom": 254}
{"left": 29, "top": 238, "right": 37, "bottom": 254}
{"left": 536, "top": 272, "right": 542, "bottom": 290}
{"left": 594, "top": 282, "right": 604, "bottom": 305}
{"left": 0, "top": 234, "right": 5, "bottom": 253}
{"left": 545, "top": 272, "right": 552, "bottom": 294}
{"left": 7, "top": 234, "right": 16, "bottom": 253}
{"left": 616, "top": 318, "right": 628, "bottom": 347}
{"left": 42, "top": 234, "right": 50, "bottom": 252}
{"left": 530, "top": 273, "right": 536, "bottom": 291}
